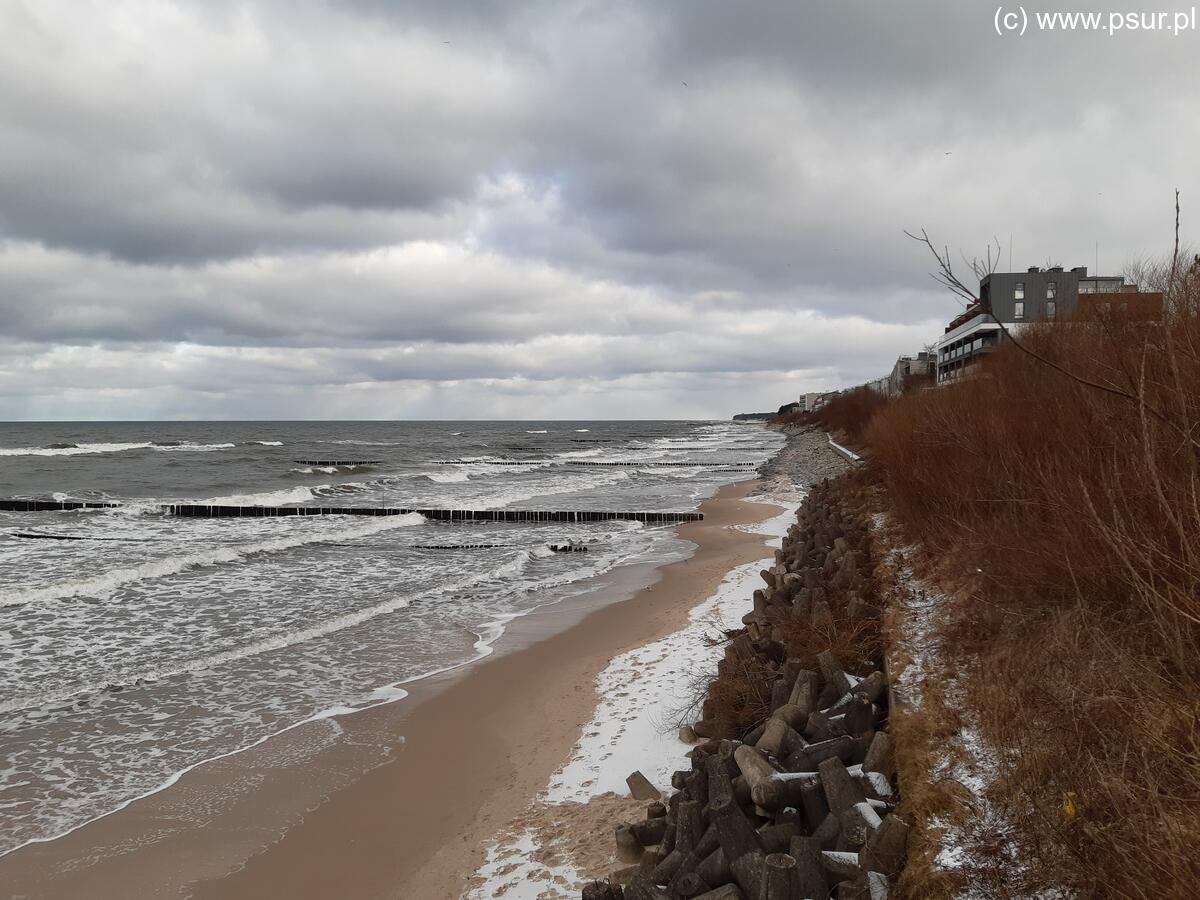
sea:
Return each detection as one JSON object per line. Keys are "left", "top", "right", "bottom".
{"left": 0, "top": 420, "right": 782, "bottom": 856}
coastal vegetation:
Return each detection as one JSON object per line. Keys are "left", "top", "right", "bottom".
{"left": 831, "top": 253, "right": 1200, "bottom": 896}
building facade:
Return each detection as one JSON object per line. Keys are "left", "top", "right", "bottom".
{"left": 797, "top": 391, "right": 826, "bottom": 412}
{"left": 934, "top": 266, "right": 1126, "bottom": 384}
{"left": 866, "top": 353, "right": 935, "bottom": 397}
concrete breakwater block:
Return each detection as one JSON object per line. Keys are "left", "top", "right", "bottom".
{"left": 627, "top": 771, "right": 663, "bottom": 801}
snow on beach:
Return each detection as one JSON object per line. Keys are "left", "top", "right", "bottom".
{"left": 878, "top": 513, "right": 1071, "bottom": 900}
{"left": 465, "top": 497, "right": 799, "bottom": 899}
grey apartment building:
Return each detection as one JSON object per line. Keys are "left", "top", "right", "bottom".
{"left": 934, "top": 266, "right": 1125, "bottom": 384}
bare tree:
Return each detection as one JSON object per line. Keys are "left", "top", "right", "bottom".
{"left": 903, "top": 228, "right": 1000, "bottom": 308}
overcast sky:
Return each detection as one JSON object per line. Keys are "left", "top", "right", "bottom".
{"left": 1, "top": 1, "right": 1196, "bottom": 420}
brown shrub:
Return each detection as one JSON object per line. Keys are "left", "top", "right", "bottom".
{"left": 702, "top": 637, "right": 776, "bottom": 738}
{"left": 866, "top": 258, "right": 1200, "bottom": 897}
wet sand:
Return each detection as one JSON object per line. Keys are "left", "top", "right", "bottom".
{"left": 0, "top": 480, "right": 782, "bottom": 899}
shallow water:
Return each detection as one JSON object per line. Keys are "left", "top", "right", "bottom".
{"left": 0, "top": 420, "right": 782, "bottom": 853}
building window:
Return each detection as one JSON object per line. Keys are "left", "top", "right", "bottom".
{"left": 1014, "top": 282, "right": 1025, "bottom": 300}
{"left": 1014, "top": 301, "right": 1025, "bottom": 319}
{"left": 1047, "top": 300, "right": 1056, "bottom": 318}
{"left": 1047, "top": 281, "right": 1057, "bottom": 299}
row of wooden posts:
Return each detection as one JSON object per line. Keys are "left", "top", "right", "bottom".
{"left": 428, "top": 460, "right": 760, "bottom": 468}
{"left": 0, "top": 498, "right": 702, "bottom": 524}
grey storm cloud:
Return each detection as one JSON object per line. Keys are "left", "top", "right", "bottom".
{"left": 0, "top": 0, "right": 1197, "bottom": 419}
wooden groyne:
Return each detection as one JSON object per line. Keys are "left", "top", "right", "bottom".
{"left": 428, "top": 460, "right": 758, "bottom": 468}
{"left": 0, "top": 499, "right": 120, "bottom": 511}
{"left": 292, "top": 459, "right": 381, "bottom": 466}
{"left": 164, "top": 506, "right": 701, "bottom": 523}
{"left": 564, "top": 461, "right": 759, "bottom": 468}
{"left": 414, "top": 543, "right": 505, "bottom": 550}
{"left": 0, "top": 499, "right": 701, "bottom": 524}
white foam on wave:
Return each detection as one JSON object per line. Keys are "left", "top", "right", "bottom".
{"left": 574, "top": 429, "right": 589, "bottom": 432}
{"left": 0, "top": 531, "right": 638, "bottom": 860}
{"left": 320, "top": 439, "right": 398, "bottom": 446}
{"left": 104, "top": 499, "right": 168, "bottom": 517}
{"left": 472, "top": 468, "right": 633, "bottom": 510}
{"left": 195, "top": 486, "right": 317, "bottom": 507}
{"left": 0, "top": 442, "right": 153, "bottom": 457}
{"left": 423, "top": 471, "right": 469, "bottom": 483}
{"left": 0, "top": 677, "right": 419, "bottom": 861}
{"left": 525, "top": 430, "right": 549, "bottom": 434}
{"left": 0, "top": 441, "right": 250, "bottom": 457}
{"left": 0, "top": 513, "right": 423, "bottom": 609}
{"left": 0, "top": 518, "right": 430, "bottom": 713}
{"left": 155, "top": 443, "right": 236, "bottom": 453}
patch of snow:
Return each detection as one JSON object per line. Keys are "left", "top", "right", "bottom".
{"left": 879, "top": 513, "right": 1075, "bottom": 899}
{"left": 469, "top": 496, "right": 800, "bottom": 898}
{"left": 464, "top": 829, "right": 581, "bottom": 900}
{"left": 546, "top": 498, "right": 799, "bottom": 802}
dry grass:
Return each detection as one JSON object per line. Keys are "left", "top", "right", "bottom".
{"left": 865, "top": 255, "right": 1200, "bottom": 898}
{"left": 775, "top": 612, "right": 882, "bottom": 678}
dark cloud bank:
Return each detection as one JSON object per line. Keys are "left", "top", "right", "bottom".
{"left": 1, "top": 0, "right": 1195, "bottom": 419}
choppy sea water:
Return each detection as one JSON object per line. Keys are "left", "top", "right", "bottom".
{"left": 0, "top": 420, "right": 782, "bottom": 855}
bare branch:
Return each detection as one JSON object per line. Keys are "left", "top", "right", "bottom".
{"left": 904, "top": 228, "right": 978, "bottom": 308}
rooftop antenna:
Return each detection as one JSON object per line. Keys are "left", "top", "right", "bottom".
{"left": 1008, "top": 235, "right": 1012, "bottom": 271}
{"left": 1095, "top": 240, "right": 1099, "bottom": 275}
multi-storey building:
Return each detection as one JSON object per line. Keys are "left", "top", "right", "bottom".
{"left": 934, "top": 266, "right": 1128, "bottom": 384}
{"left": 865, "top": 353, "right": 935, "bottom": 397}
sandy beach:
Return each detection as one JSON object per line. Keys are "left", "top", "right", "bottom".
{"left": 0, "top": 478, "right": 786, "bottom": 899}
